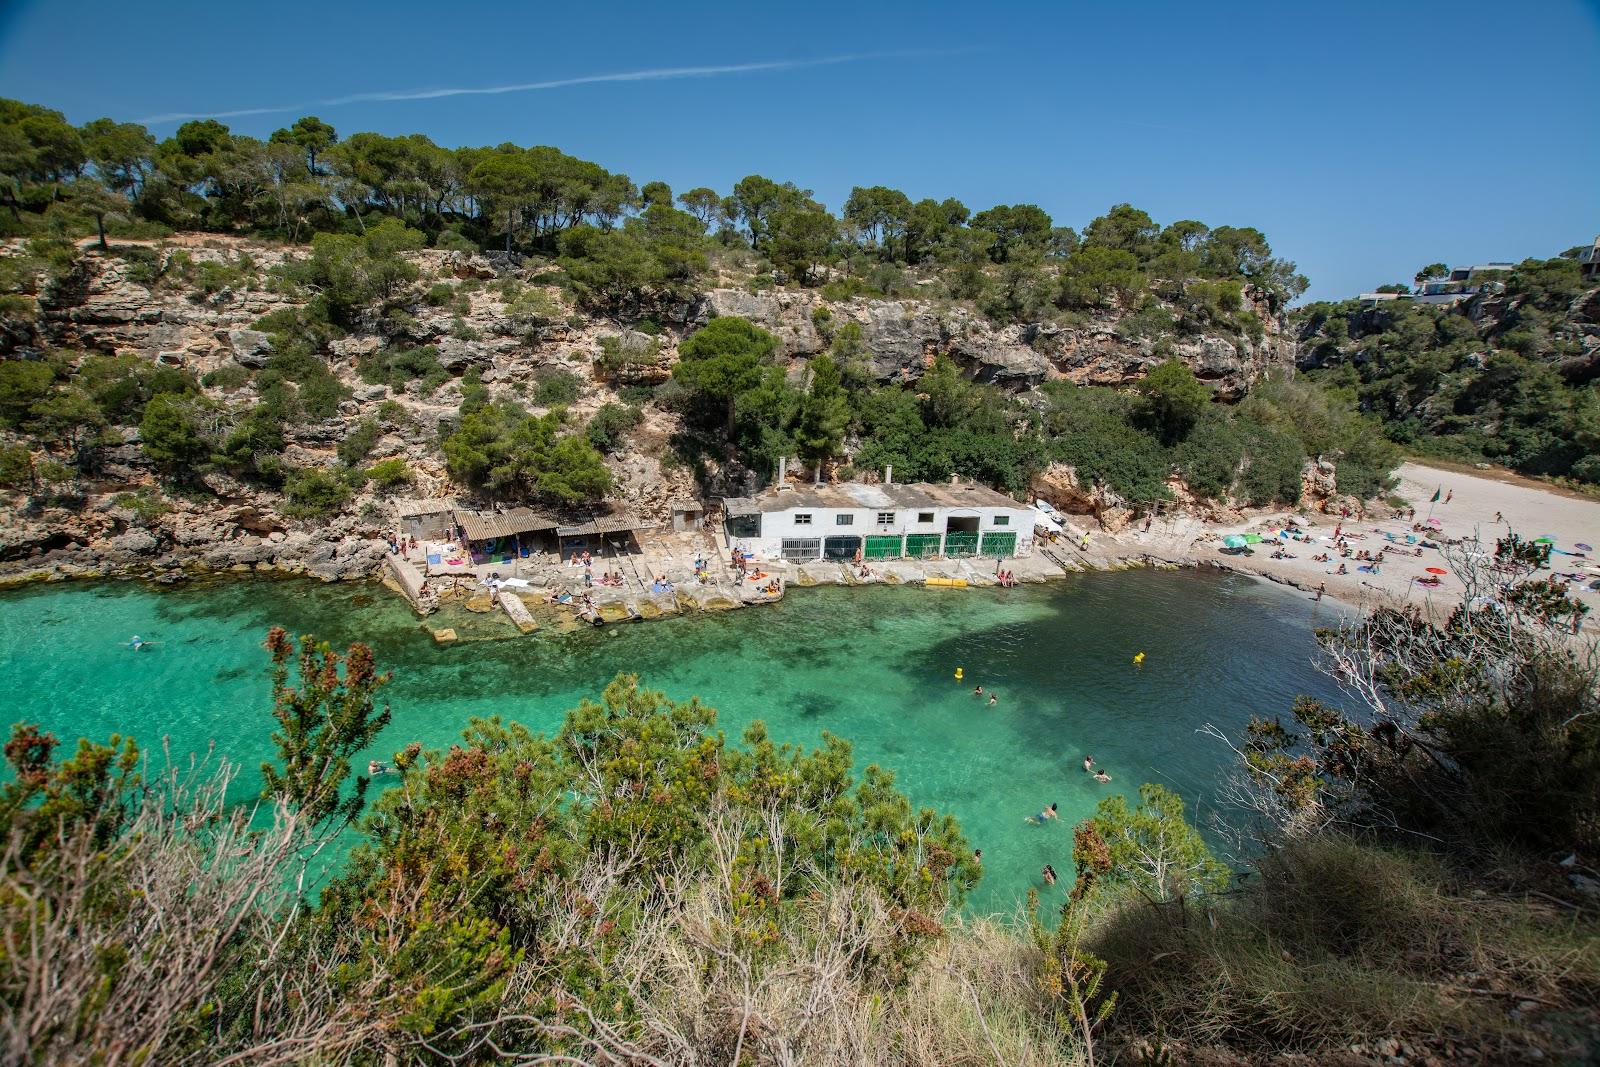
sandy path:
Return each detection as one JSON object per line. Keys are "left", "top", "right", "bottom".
{"left": 1099, "top": 461, "right": 1600, "bottom": 626}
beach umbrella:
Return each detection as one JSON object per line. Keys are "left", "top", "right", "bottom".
{"left": 1576, "top": 543, "right": 1593, "bottom": 551}
{"left": 1425, "top": 567, "right": 1448, "bottom": 575}
{"left": 1222, "top": 535, "right": 1247, "bottom": 549}
{"left": 1534, "top": 537, "right": 1555, "bottom": 544}
{"left": 1243, "top": 534, "right": 1262, "bottom": 544}
{"left": 1425, "top": 518, "right": 1442, "bottom": 527}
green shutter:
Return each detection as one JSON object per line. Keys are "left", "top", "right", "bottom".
{"left": 980, "top": 532, "right": 1017, "bottom": 557}
{"left": 904, "top": 533, "right": 942, "bottom": 558}
{"left": 944, "top": 532, "right": 979, "bottom": 557}
{"left": 864, "top": 535, "right": 903, "bottom": 559}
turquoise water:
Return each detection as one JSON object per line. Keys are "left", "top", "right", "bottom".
{"left": 0, "top": 570, "right": 1347, "bottom": 913}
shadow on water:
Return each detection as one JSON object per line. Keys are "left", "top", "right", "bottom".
{"left": 0, "top": 569, "right": 1350, "bottom": 914}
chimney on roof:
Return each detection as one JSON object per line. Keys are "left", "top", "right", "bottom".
{"left": 884, "top": 464, "right": 893, "bottom": 485}
{"left": 777, "top": 456, "right": 787, "bottom": 488}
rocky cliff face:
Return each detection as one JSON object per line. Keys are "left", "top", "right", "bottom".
{"left": 0, "top": 235, "right": 1292, "bottom": 585}
{"left": 697, "top": 286, "right": 1292, "bottom": 397}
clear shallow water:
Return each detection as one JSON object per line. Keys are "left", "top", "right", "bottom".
{"left": 0, "top": 570, "right": 1347, "bottom": 913}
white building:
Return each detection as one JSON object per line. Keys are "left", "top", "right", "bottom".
{"left": 723, "top": 480, "right": 1036, "bottom": 562}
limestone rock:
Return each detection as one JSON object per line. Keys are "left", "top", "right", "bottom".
{"left": 223, "top": 329, "right": 273, "bottom": 368}
{"left": 695, "top": 289, "right": 823, "bottom": 357}
{"left": 329, "top": 335, "right": 382, "bottom": 360}
{"left": 105, "top": 528, "right": 159, "bottom": 558}
{"left": 436, "top": 336, "right": 489, "bottom": 370}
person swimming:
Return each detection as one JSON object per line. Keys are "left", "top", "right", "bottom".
{"left": 127, "top": 635, "right": 151, "bottom": 650}
{"left": 973, "top": 685, "right": 983, "bottom": 696}
{"left": 1028, "top": 802, "right": 1060, "bottom": 824}
{"left": 1082, "top": 755, "right": 1094, "bottom": 772}
{"left": 1042, "top": 864, "right": 1058, "bottom": 886}
{"left": 987, "top": 693, "right": 997, "bottom": 706}
{"left": 1093, "top": 770, "right": 1112, "bottom": 783}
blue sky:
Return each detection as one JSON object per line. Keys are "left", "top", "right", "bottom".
{"left": 2, "top": 0, "right": 1596, "bottom": 301}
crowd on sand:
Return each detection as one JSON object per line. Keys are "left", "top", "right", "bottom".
{"left": 1180, "top": 462, "right": 1600, "bottom": 626}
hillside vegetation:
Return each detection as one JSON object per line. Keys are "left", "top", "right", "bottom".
{"left": 1296, "top": 254, "right": 1599, "bottom": 487}
{"left": 1, "top": 95, "right": 1414, "bottom": 574}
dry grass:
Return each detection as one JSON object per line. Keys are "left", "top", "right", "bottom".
{"left": 1088, "top": 836, "right": 1600, "bottom": 1063}
{"left": 613, "top": 880, "right": 1085, "bottom": 1066}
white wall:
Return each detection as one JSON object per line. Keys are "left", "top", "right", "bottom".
{"left": 735, "top": 505, "right": 1033, "bottom": 559}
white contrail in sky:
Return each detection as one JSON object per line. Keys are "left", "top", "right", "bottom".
{"left": 137, "top": 53, "right": 909, "bottom": 125}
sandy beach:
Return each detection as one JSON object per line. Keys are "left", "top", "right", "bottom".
{"left": 1102, "top": 461, "right": 1600, "bottom": 626}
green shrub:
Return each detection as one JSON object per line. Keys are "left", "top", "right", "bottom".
{"left": 358, "top": 346, "right": 450, "bottom": 395}
{"left": 0, "top": 443, "right": 35, "bottom": 488}
{"left": 820, "top": 276, "right": 879, "bottom": 302}
{"left": 458, "top": 368, "right": 490, "bottom": 416}
{"left": 282, "top": 467, "right": 352, "bottom": 517}
{"left": 442, "top": 399, "right": 611, "bottom": 504}
{"left": 594, "top": 334, "right": 661, "bottom": 379}
{"left": 585, "top": 402, "right": 643, "bottom": 453}
{"left": 1044, "top": 386, "right": 1172, "bottom": 504}
{"left": 139, "top": 394, "right": 209, "bottom": 476}
{"left": 0, "top": 360, "right": 55, "bottom": 427}
{"left": 296, "top": 373, "right": 347, "bottom": 421}
{"left": 533, "top": 369, "right": 583, "bottom": 406}
{"left": 200, "top": 364, "right": 251, "bottom": 391}
{"left": 435, "top": 229, "right": 477, "bottom": 252}
{"left": 366, "top": 458, "right": 412, "bottom": 490}
{"left": 111, "top": 488, "right": 171, "bottom": 524}
{"left": 337, "top": 418, "right": 381, "bottom": 466}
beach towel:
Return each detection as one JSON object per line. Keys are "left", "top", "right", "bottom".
{"left": 426, "top": 553, "right": 442, "bottom": 566}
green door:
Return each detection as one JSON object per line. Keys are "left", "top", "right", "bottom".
{"left": 944, "top": 532, "right": 979, "bottom": 557}
{"left": 981, "top": 532, "right": 1017, "bottom": 557}
{"left": 904, "top": 533, "right": 942, "bottom": 558}
{"left": 864, "top": 535, "right": 903, "bottom": 559}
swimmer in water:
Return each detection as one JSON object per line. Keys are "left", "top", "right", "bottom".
{"left": 127, "top": 635, "right": 149, "bottom": 650}
{"left": 1082, "top": 755, "right": 1094, "bottom": 772}
{"left": 1042, "top": 864, "right": 1057, "bottom": 886}
{"left": 1094, "top": 770, "right": 1112, "bottom": 783}
{"left": 973, "top": 685, "right": 983, "bottom": 696}
{"left": 987, "top": 693, "right": 997, "bottom": 706}
{"left": 1028, "top": 802, "right": 1060, "bottom": 824}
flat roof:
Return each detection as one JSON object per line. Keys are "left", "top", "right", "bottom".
{"left": 728, "top": 481, "right": 1024, "bottom": 514}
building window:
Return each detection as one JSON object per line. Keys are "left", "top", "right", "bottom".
{"left": 876, "top": 511, "right": 895, "bottom": 525}
{"left": 794, "top": 513, "right": 813, "bottom": 525}
{"left": 836, "top": 514, "right": 854, "bottom": 526}
{"left": 993, "top": 515, "right": 1010, "bottom": 526}
{"left": 917, "top": 511, "right": 934, "bottom": 523}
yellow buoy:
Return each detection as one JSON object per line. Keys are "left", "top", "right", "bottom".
{"left": 1133, "top": 651, "right": 1145, "bottom": 666}
{"left": 954, "top": 667, "right": 964, "bottom": 681}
